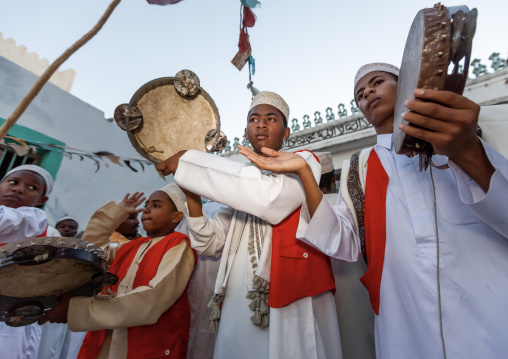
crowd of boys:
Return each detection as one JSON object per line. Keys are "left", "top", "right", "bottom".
{"left": 0, "top": 41, "right": 507, "bottom": 359}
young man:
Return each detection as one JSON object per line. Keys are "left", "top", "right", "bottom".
{"left": 39, "top": 184, "right": 196, "bottom": 359}
{"left": 156, "top": 91, "right": 342, "bottom": 359}
{"left": 0, "top": 165, "right": 53, "bottom": 359}
{"left": 110, "top": 213, "right": 140, "bottom": 243}
{"left": 239, "top": 64, "right": 508, "bottom": 358}
{"left": 55, "top": 216, "right": 79, "bottom": 238}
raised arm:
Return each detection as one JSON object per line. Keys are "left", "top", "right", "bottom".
{"left": 81, "top": 192, "right": 145, "bottom": 260}
{"left": 158, "top": 149, "right": 320, "bottom": 224}
{"left": 238, "top": 146, "right": 323, "bottom": 217}
{"left": 178, "top": 198, "right": 233, "bottom": 257}
{"left": 401, "top": 89, "right": 495, "bottom": 191}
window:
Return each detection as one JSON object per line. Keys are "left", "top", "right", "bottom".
{"left": 0, "top": 144, "right": 43, "bottom": 179}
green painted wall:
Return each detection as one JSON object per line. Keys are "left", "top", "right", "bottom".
{"left": 0, "top": 118, "right": 65, "bottom": 180}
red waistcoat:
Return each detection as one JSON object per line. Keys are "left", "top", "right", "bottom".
{"left": 268, "top": 207, "right": 336, "bottom": 308}
{"left": 78, "top": 231, "right": 195, "bottom": 359}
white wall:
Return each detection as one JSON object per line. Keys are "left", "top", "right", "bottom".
{"left": 0, "top": 56, "right": 168, "bottom": 232}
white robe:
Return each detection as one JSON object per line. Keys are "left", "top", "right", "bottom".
{"left": 324, "top": 194, "right": 375, "bottom": 359}
{"left": 0, "top": 205, "right": 48, "bottom": 359}
{"left": 302, "top": 134, "right": 508, "bottom": 358}
{"left": 175, "top": 150, "right": 343, "bottom": 359}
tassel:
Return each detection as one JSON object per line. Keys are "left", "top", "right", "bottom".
{"left": 209, "top": 320, "right": 219, "bottom": 333}
{"left": 260, "top": 299, "right": 269, "bottom": 315}
{"left": 209, "top": 304, "right": 221, "bottom": 321}
{"left": 248, "top": 296, "right": 261, "bottom": 311}
{"left": 251, "top": 310, "right": 262, "bottom": 325}
{"left": 261, "top": 314, "right": 269, "bottom": 328}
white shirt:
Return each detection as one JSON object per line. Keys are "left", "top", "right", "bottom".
{"left": 302, "top": 134, "right": 508, "bottom": 358}
{"left": 0, "top": 205, "right": 47, "bottom": 243}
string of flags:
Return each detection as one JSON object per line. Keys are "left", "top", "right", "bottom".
{"left": 231, "top": 0, "right": 260, "bottom": 97}
{"left": 2, "top": 135, "right": 153, "bottom": 173}
{"left": 145, "top": 0, "right": 261, "bottom": 96}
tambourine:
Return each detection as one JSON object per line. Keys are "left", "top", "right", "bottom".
{"left": 0, "top": 237, "right": 118, "bottom": 327}
{"left": 114, "top": 69, "right": 227, "bottom": 163}
{"left": 393, "top": 3, "right": 477, "bottom": 170}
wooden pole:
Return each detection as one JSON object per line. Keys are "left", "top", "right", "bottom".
{"left": 0, "top": 0, "right": 121, "bottom": 141}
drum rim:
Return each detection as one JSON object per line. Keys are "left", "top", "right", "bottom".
{"left": 126, "top": 77, "right": 222, "bottom": 163}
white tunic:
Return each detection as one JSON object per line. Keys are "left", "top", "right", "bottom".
{"left": 175, "top": 150, "right": 343, "bottom": 359}
{"left": 302, "top": 134, "right": 508, "bottom": 358}
{"left": 0, "top": 205, "right": 47, "bottom": 359}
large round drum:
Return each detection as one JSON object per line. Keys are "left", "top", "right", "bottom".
{"left": 115, "top": 70, "right": 226, "bottom": 163}
{"left": 0, "top": 237, "right": 117, "bottom": 327}
{"left": 393, "top": 4, "right": 477, "bottom": 170}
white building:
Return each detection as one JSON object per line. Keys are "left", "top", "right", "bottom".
{"left": 0, "top": 35, "right": 167, "bottom": 232}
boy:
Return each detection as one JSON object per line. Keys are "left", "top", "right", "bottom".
{"left": 239, "top": 64, "right": 508, "bottom": 358}
{"left": 39, "top": 184, "right": 196, "bottom": 359}
{"left": 0, "top": 165, "right": 53, "bottom": 359}
{"left": 110, "top": 213, "right": 140, "bottom": 243}
{"left": 55, "top": 216, "right": 79, "bottom": 237}
{"left": 156, "top": 91, "right": 342, "bottom": 359}
{"left": 0, "top": 165, "right": 52, "bottom": 243}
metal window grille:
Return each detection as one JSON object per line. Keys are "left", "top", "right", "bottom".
{"left": 0, "top": 145, "right": 43, "bottom": 179}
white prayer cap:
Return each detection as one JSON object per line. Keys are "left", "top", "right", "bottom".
{"left": 158, "top": 183, "right": 186, "bottom": 213}
{"left": 315, "top": 152, "right": 334, "bottom": 174}
{"left": 249, "top": 91, "right": 290, "bottom": 122}
{"left": 56, "top": 216, "right": 79, "bottom": 226}
{"left": 2, "top": 165, "right": 54, "bottom": 196}
{"left": 354, "top": 63, "right": 400, "bottom": 90}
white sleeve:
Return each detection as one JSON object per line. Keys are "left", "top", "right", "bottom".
{"left": 183, "top": 202, "right": 233, "bottom": 257}
{"left": 174, "top": 150, "right": 321, "bottom": 225}
{"left": 0, "top": 206, "right": 47, "bottom": 243}
{"left": 298, "top": 190, "right": 360, "bottom": 262}
{"left": 449, "top": 139, "right": 508, "bottom": 237}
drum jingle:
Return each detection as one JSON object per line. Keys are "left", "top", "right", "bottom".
{"left": 114, "top": 69, "right": 227, "bottom": 163}
{"left": 0, "top": 237, "right": 118, "bottom": 327}
{"left": 393, "top": 3, "right": 477, "bottom": 170}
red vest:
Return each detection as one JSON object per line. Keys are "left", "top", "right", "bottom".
{"left": 269, "top": 207, "right": 336, "bottom": 308}
{"left": 78, "top": 231, "right": 196, "bottom": 359}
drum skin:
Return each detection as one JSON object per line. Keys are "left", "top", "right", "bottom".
{"left": 126, "top": 77, "right": 221, "bottom": 163}
{"left": 0, "top": 237, "right": 115, "bottom": 326}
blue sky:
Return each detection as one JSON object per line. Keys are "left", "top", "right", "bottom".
{"left": 1, "top": 0, "right": 506, "bottom": 150}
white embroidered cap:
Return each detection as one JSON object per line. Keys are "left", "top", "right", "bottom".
{"left": 315, "top": 152, "right": 334, "bottom": 174}
{"left": 354, "top": 62, "right": 400, "bottom": 90}
{"left": 158, "top": 183, "right": 186, "bottom": 213}
{"left": 249, "top": 91, "right": 290, "bottom": 121}
{"left": 2, "top": 165, "right": 54, "bottom": 196}
{"left": 56, "top": 216, "right": 79, "bottom": 226}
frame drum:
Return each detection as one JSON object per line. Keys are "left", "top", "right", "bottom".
{"left": 115, "top": 70, "right": 225, "bottom": 163}
{"left": 393, "top": 3, "right": 477, "bottom": 170}
{"left": 0, "top": 237, "right": 117, "bottom": 327}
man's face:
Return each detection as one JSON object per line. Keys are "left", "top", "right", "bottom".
{"left": 141, "top": 191, "right": 180, "bottom": 238}
{"left": 245, "top": 104, "right": 290, "bottom": 154}
{"left": 0, "top": 170, "right": 47, "bottom": 208}
{"left": 56, "top": 220, "right": 78, "bottom": 238}
{"left": 116, "top": 214, "right": 140, "bottom": 239}
{"left": 354, "top": 71, "right": 398, "bottom": 134}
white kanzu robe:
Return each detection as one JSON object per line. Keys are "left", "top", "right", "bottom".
{"left": 302, "top": 134, "right": 508, "bottom": 358}
{"left": 175, "top": 150, "right": 343, "bottom": 359}
{"left": 0, "top": 205, "right": 48, "bottom": 359}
